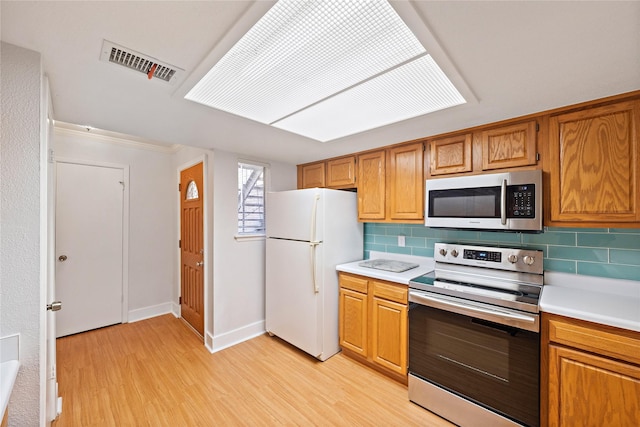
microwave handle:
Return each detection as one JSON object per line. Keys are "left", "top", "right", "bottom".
{"left": 500, "top": 179, "right": 507, "bottom": 225}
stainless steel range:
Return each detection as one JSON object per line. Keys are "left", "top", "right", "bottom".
{"left": 408, "top": 243, "right": 544, "bottom": 427}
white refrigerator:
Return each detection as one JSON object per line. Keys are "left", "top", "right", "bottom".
{"left": 266, "top": 188, "right": 363, "bottom": 361}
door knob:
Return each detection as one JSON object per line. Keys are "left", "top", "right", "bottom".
{"left": 196, "top": 261, "right": 204, "bottom": 267}
{"left": 58, "top": 255, "right": 68, "bottom": 262}
{"left": 47, "top": 301, "right": 62, "bottom": 311}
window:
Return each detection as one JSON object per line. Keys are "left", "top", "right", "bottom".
{"left": 237, "top": 162, "right": 265, "bottom": 235}
{"left": 185, "top": 180, "right": 199, "bottom": 200}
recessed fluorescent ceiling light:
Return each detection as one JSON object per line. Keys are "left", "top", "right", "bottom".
{"left": 185, "top": 0, "right": 466, "bottom": 142}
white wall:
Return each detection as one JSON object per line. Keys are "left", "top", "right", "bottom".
{"left": 174, "top": 147, "right": 296, "bottom": 351}
{"left": 1, "top": 39, "right": 295, "bottom": 426}
{"left": 54, "top": 129, "right": 175, "bottom": 318}
{"left": 0, "top": 42, "right": 43, "bottom": 427}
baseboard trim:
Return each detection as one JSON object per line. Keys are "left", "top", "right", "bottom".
{"left": 209, "top": 320, "right": 265, "bottom": 354}
{"left": 171, "top": 302, "right": 180, "bottom": 318}
{"left": 128, "top": 302, "right": 174, "bottom": 323}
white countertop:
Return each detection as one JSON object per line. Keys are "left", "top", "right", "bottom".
{"left": 336, "top": 251, "right": 434, "bottom": 285}
{"left": 338, "top": 252, "right": 639, "bottom": 332}
{"left": 1, "top": 334, "right": 20, "bottom": 420}
{"left": 541, "top": 272, "right": 640, "bottom": 332}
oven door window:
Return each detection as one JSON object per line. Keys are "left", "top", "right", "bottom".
{"left": 409, "top": 303, "right": 539, "bottom": 427}
{"left": 428, "top": 186, "right": 501, "bottom": 218}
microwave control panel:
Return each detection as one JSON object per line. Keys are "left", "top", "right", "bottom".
{"left": 507, "top": 184, "right": 535, "bottom": 218}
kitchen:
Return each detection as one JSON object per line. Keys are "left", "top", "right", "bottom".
{"left": 1, "top": 1, "right": 639, "bottom": 426}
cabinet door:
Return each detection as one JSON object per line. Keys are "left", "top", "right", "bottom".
{"left": 326, "top": 156, "right": 356, "bottom": 188}
{"left": 387, "top": 142, "right": 424, "bottom": 221}
{"left": 549, "top": 100, "right": 640, "bottom": 223}
{"left": 298, "top": 162, "right": 325, "bottom": 189}
{"left": 357, "top": 150, "right": 386, "bottom": 220}
{"left": 548, "top": 344, "right": 640, "bottom": 427}
{"left": 429, "top": 133, "right": 472, "bottom": 175}
{"left": 371, "top": 297, "right": 407, "bottom": 375}
{"left": 339, "top": 288, "right": 368, "bottom": 357}
{"left": 481, "top": 120, "right": 538, "bottom": 170}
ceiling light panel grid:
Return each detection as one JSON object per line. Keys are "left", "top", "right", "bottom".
{"left": 272, "top": 55, "right": 466, "bottom": 142}
{"left": 185, "top": 0, "right": 425, "bottom": 124}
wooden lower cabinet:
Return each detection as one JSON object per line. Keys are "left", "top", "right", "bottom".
{"left": 338, "top": 272, "right": 408, "bottom": 383}
{"left": 542, "top": 313, "right": 640, "bottom": 427}
{"left": 371, "top": 296, "right": 407, "bottom": 375}
{"left": 339, "top": 288, "right": 368, "bottom": 357}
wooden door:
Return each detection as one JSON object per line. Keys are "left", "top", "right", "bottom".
{"left": 429, "top": 133, "right": 472, "bottom": 176}
{"left": 371, "top": 297, "right": 407, "bottom": 375}
{"left": 481, "top": 120, "right": 537, "bottom": 170}
{"left": 371, "top": 281, "right": 408, "bottom": 375}
{"left": 180, "top": 163, "right": 204, "bottom": 336}
{"left": 548, "top": 345, "right": 640, "bottom": 427}
{"left": 55, "top": 161, "right": 124, "bottom": 337}
{"left": 357, "top": 150, "right": 386, "bottom": 220}
{"left": 338, "top": 273, "right": 369, "bottom": 357}
{"left": 339, "top": 288, "right": 368, "bottom": 357}
{"left": 326, "top": 156, "right": 356, "bottom": 188}
{"left": 298, "top": 162, "right": 325, "bottom": 189}
{"left": 549, "top": 100, "right": 640, "bottom": 224}
{"left": 387, "top": 142, "right": 424, "bottom": 221}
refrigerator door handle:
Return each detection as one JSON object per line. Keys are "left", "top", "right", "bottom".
{"left": 310, "top": 241, "right": 320, "bottom": 293}
{"left": 309, "top": 193, "right": 321, "bottom": 294}
{"left": 310, "top": 193, "right": 320, "bottom": 243}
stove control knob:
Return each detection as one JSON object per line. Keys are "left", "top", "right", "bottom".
{"left": 451, "top": 249, "right": 459, "bottom": 258}
{"left": 523, "top": 255, "right": 535, "bottom": 265}
{"left": 439, "top": 248, "right": 447, "bottom": 256}
{"left": 508, "top": 254, "right": 518, "bottom": 264}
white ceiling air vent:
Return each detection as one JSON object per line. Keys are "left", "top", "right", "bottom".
{"left": 100, "top": 40, "right": 183, "bottom": 85}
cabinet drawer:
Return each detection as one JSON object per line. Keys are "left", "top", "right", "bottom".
{"left": 548, "top": 316, "right": 640, "bottom": 365}
{"left": 372, "top": 281, "right": 407, "bottom": 304}
{"left": 339, "top": 273, "right": 368, "bottom": 294}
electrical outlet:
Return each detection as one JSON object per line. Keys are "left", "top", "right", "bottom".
{"left": 398, "top": 235, "right": 405, "bottom": 247}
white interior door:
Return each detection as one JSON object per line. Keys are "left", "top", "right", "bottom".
{"left": 43, "top": 77, "right": 61, "bottom": 424}
{"left": 55, "top": 161, "right": 124, "bottom": 337}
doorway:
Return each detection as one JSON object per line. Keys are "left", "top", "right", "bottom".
{"left": 179, "top": 162, "right": 205, "bottom": 336}
{"left": 55, "top": 160, "right": 129, "bottom": 337}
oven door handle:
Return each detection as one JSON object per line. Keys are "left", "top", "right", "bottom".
{"left": 409, "top": 291, "right": 539, "bottom": 332}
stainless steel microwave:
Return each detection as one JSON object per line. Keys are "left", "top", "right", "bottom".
{"left": 425, "top": 170, "right": 542, "bottom": 232}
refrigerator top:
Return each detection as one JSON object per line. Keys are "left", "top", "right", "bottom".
{"left": 266, "top": 188, "right": 358, "bottom": 243}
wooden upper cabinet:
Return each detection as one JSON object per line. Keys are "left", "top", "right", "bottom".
{"left": 357, "top": 150, "right": 386, "bottom": 221}
{"left": 548, "top": 100, "right": 640, "bottom": 224}
{"left": 429, "top": 133, "right": 472, "bottom": 175}
{"left": 387, "top": 142, "right": 424, "bottom": 221}
{"left": 326, "top": 156, "right": 356, "bottom": 188}
{"left": 298, "top": 162, "right": 325, "bottom": 189}
{"left": 481, "top": 120, "right": 538, "bottom": 170}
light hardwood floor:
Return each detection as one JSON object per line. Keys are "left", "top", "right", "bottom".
{"left": 53, "top": 314, "right": 453, "bottom": 426}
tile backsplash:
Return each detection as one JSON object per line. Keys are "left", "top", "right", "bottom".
{"left": 364, "top": 224, "right": 640, "bottom": 281}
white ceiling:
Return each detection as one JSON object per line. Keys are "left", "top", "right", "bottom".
{"left": 2, "top": 1, "right": 639, "bottom": 165}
